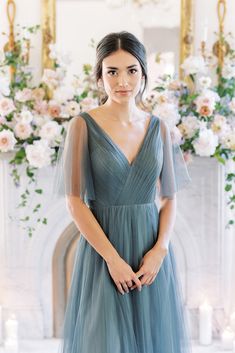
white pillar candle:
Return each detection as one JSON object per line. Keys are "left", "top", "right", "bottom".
{"left": 221, "top": 326, "right": 235, "bottom": 350}
{"left": 199, "top": 301, "right": 213, "bottom": 345}
{"left": 0, "top": 305, "right": 2, "bottom": 344}
{"left": 4, "top": 314, "right": 19, "bottom": 352}
{"left": 230, "top": 312, "right": 235, "bottom": 332}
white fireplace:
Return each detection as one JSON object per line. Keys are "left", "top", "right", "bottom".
{"left": 0, "top": 154, "right": 234, "bottom": 341}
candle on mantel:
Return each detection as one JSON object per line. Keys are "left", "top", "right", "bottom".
{"left": 230, "top": 312, "right": 235, "bottom": 332}
{"left": 221, "top": 326, "right": 235, "bottom": 350}
{"left": 199, "top": 300, "right": 213, "bottom": 345}
{"left": 4, "top": 314, "right": 19, "bottom": 352}
{"left": 0, "top": 305, "right": 2, "bottom": 344}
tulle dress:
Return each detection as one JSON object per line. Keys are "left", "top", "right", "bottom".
{"left": 57, "top": 111, "right": 192, "bottom": 353}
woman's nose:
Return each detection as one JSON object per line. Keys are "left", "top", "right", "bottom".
{"left": 117, "top": 73, "right": 128, "bottom": 87}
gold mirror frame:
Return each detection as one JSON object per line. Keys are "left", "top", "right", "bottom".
{"left": 41, "top": 0, "right": 194, "bottom": 78}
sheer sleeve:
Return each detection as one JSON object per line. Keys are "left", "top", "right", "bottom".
{"left": 159, "top": 119, "right": 192, "bottom": 199}
{"left": 52, "top": 116, "right": 95, "bottom": 204}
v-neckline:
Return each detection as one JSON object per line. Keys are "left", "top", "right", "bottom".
{"left": 82, "top": 112, "right": 154, "bottom": 167}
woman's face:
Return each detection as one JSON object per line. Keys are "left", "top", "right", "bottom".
{"left": 100, "top": 49, "right": 144, "bottom": 104}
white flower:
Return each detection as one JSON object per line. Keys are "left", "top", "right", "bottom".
{"left": 211, "top": 114, "right": 229, "bottom": 136}
{"left": 25, "top": 140, "right": 54, "bottom": 168}
{"left": 181, "top": 55, "right": 206, "bottom": 75}
{"left": 0, "top": 129, "right": 17, "bottom": 152}
{"left": 222, "top": 64, "right": 235, "bottom": 80}
{"left": 41, "top": 69, "right": 60, "bottom": 89}
{"left": 0, "top": 98, "right": 16, "bottom": 116}
{"left": 220, "top": 129, "right": 235, "bottom": 150}
{"left": 153, "top": 103, "right": 180, "bottom": 129}
{"left": 0, "top": 75, "right": 10, "bottom": 96}
{"left": 32, "top": 114, "right": 51, "bottom": 127}
{"left": 15, "top": 88, "right": 32, "bottom": 102}
{"left": 195, "top": 89, "right": 220, "bottom": 116}
{"left": 14, "top": 110, "right": 34, "bottom": 124}
{"left": 181, "top": 115, "right": 200, "bottom": 138}
{"left": 14, "top": 122, "right": 33, "bottom": 140}
{"left": 64, "top": 101, "right": 80, "bottom": 117}
{"left": 193, "top": 129, "right": 218, "bottom": 156}
{"left": 53, "top": 86, "right": 75, "bottom": 104}
{"left": 80, "top": 97, "right": 98, "bottom": 112}
{"left": 39, "top": 121, "right": 62, "bottom": 141}
{"left": 199, "top": 76, "right": 212, "bottom": 89}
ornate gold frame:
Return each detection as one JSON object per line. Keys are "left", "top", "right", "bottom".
{"left": 41, "top": 0, "right": 56, "bottom": 70}
{"left": 41, "top": 0, "right": 194, "bottom": 75}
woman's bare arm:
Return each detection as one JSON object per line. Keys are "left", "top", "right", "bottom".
{"left": 67, "top": 196, "right": 143, "bottom": 293}
{"left": 152, "top": 196, "right": 177, "bottom": 254}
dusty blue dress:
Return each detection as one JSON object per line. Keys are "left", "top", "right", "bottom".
{"left": 57, "top": 111, "right": 192, "bottom": 353}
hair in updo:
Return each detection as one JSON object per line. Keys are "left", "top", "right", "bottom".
{"left": 94, "top": 31, "right": 148, "bottom": 108}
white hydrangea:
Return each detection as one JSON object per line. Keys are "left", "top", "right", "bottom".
{"left": 153, "top": 103, "right": 180, "bottom": 129}
{"left": 193, "top": 129, "right": 219, "bottom": 156}
{"left": 181, "top": 55, "right": 206, "bottom": 76}
{"left": 181, "top": 115, "right": 200, "bottom": 138}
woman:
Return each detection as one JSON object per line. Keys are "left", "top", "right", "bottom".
{"left": 59, "top": 31, "right": 192, "bottom": 353}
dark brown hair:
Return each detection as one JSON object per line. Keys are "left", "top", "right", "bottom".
{"left": 94, "top": 31, "right": 148, "bottom": 108}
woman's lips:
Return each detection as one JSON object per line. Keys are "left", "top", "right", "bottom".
{"left": 116, "top": 90, "right": 132, "bottom": 94}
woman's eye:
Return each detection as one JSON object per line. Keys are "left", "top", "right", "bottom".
{"left": 107, "top": 70, "right": 117, "bottom": 76}
{"left": 129, "top": 69, "right": 138, "bottom": 74}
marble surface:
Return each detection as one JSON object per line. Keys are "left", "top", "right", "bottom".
{"left": 0, "top": 339, "right": 233, "bottom": 353}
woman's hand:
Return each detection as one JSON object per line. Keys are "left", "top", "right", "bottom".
{"left": 130, "top": 246, "right": 168, "bottom": 290}
{"left": 106, "top": 256, "right": 143, "bottom": 295}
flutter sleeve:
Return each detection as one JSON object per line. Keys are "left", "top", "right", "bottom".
{"left": 53, "top": 116, "right": 95, "bottom": 204}
{"left": 159, "top": 119, "right": 192, "bottom": 199}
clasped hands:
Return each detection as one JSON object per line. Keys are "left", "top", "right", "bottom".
{"left": 107, "top": 245, "right": 168, "bottom": 295}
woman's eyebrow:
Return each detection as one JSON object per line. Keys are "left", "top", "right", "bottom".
{"left": 106, "top": 64, "right": 138, "bottom": 69}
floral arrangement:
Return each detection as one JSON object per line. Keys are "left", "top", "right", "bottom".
{"left": 0, "top": 26, "right": 234, "bottom": 236}
{"left": 145, "top": 45, "right": 235, "bottom": 227}
{"left": 0, "top": 26, "right": 99, "bottom": 236}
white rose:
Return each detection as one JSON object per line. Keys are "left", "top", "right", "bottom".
{"left": 211, "top": 114, "right": 228, "bottom": 136}
{"left": 64, "top": 101, "right": 80, "bottom": 117}
{"left": 220, "top": 129, "right": 235, "bottom": 150}
{"left": 199, "top": 76, "right": 212, "bottom": 89}
{"left": 41, "top": 69, "right": 59, "bottom": 89}
{"left": 25, "top": 140, "right": 54, "bottom": 168}
{"left": 39, "top": 121, "right": 62, "bottom": 141}
{"left": 0, "top": 98, "right": 16, "bottom": 116}
{"left": 80, "top": 97, "right": 98, "bottom": 111}
{"left": 0, "top": 129, "right": 17, "bottom": 152}
{"left": 193, "top": 129, "right": 218, "bottom": 156}
{"left": 14, "top": 110, "right": 34, "bottom": 124}
{"left": 14, "top": 122, "right": 33, "bottom": 140}
{"left": 15, "top": 88, "right": 32, "bottom": 102}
